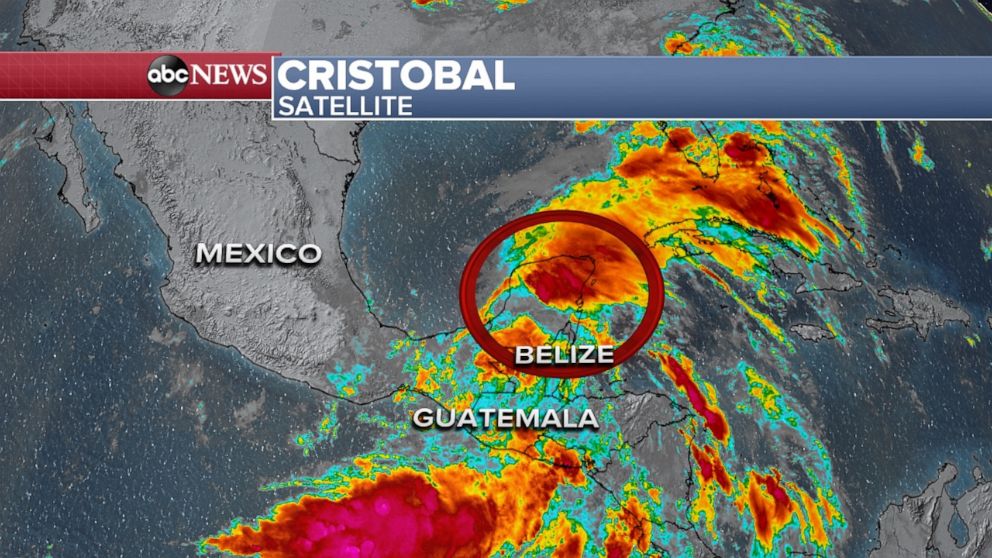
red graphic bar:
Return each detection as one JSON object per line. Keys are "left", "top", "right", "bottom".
{"left": 0, "top": 52, "right": 279, "bottom": 100}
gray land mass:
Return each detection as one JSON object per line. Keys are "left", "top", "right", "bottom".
{"left": 872, "top": 462, "right": 992, "bottom": 557}
{"left": 613, "top": 391, "right": 688, "bottom": 452}
{"left": 790, "top": 323, "right": 836, "bottom": 342}
{"left": 35, "top": 102, "right": 100, "bottom": 232}
{"left": 867, "top": 287, "right": 971, "bottom": 339}
{"left": 796, "top": 265, "right": 863, "bottom": 294}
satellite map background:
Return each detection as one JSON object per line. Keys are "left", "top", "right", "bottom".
{"left": 1, "top": 0, "right": 992, "bottom": 557}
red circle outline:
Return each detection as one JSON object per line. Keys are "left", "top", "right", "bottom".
{"left": 459, "top": 210, "right": 665, "bottom": 379}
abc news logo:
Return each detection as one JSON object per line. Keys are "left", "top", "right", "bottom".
{"left": 146, "top": 55, "right": 268, "bottom": 97}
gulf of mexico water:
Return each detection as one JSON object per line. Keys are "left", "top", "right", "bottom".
{"left": 340, "top": 121, "right": 572, "bottom": 336}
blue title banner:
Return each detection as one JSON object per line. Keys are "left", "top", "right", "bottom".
{"left": 271, "top": 56, "right": 992, "bottom": 120}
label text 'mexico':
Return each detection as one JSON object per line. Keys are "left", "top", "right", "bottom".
{"left": 194, "top": 243, "right": 322, "bottom": 266}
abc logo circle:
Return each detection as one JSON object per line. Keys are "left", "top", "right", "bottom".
{"left": 146, "top": 55, "right": 189, "bottom": 97}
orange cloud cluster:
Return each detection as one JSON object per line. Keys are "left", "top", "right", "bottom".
{"left": 204, "top": 440, "right": 584, "bottom": 557}
{"left": 523, "top": 128, "right": 837, "bottom": 288}
{"left": 517, "top": 222, "right": 648, "bottom": 310}
{"left": 664, "top": 33, "right": 744, "bottom": 56}
{"left": 743, "top": 469, "right": 797, "bottom": 550}
{"left": 613, "top": 131, "right": 836, "bottom": 256}
{"left": 603, "top": 497, "right": 652, "bottom": 558}
{"left": 655, "top": 352, "right": 730, "bottom": 443}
